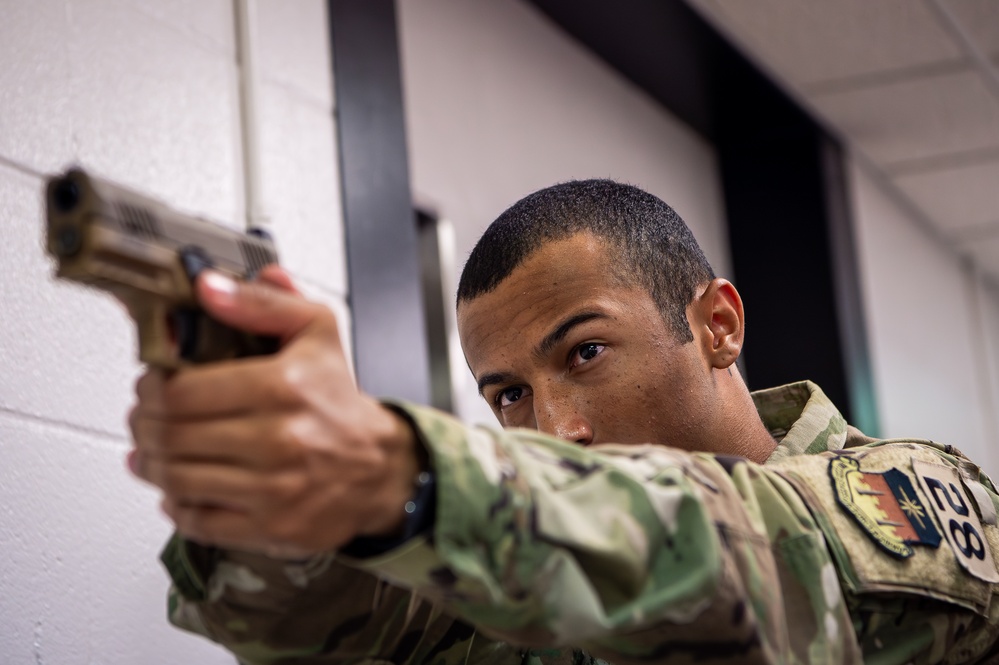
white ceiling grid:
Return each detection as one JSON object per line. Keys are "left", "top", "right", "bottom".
{"left": 684, "top": 0, "right": 999, "bottom": 285}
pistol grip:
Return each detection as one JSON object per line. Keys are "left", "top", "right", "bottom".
{"left": 172, "top": 246, "right": 279, "bottom": 362}
{"left": 130, "top": 299, "right": 183, "bottom": 368}
{"left": 174, "top": 308, "right": 280, "bottom": 363}
{"left": 129, "top": 300, "right": 279, "bottom": 368}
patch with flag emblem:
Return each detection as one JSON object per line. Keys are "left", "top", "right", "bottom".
{"left": 830, "top": 456, "right": 942, "bottom": 558}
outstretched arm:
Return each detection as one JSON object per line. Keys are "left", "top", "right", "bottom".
{"left": 129, "top": 268, "right": 852, "bottom": 664}
{"left": 132, "top": 269, "right": 999, "bottom": 665}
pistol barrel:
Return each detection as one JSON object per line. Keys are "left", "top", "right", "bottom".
{"left": 44, "top": 167, "right": 280, "bottom": 366}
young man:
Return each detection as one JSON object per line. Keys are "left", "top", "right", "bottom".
{"left": 132, "top": 181, "right": 999, "bottom": 664}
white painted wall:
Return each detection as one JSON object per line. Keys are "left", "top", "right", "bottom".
{"left": 0, "top": 1, "right": 346, "bottom": 663}
{"left": 978, "top": 277, "right": 999, "bottom": 445}
{"left": 397, "top": 0, "right": 731, "bottom": 426}
{"left": 849, "top": 158, "right": 999, "bottom": 474}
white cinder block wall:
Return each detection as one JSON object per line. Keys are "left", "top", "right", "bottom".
{"left": 0, "top": 1, "right": 346, "bottom": 663}
{"left": 397, "top": 0, "right": 732, "bottom": 426}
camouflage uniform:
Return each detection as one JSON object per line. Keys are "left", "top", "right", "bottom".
{"left": 161, "top": 381, "right": 999, "bottom": 664}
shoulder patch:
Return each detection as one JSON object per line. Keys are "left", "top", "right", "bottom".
{"left": 912, "top": 459, "right": 999, "bottom": 583}
{"left": 830, "top": 456, "right": 941, "bottom": 558}
{"left": 773, "top": 445, "right": 997, "bottom": 616}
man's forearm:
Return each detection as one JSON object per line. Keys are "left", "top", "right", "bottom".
{"left": 343, "top": 402, "right": 860, "bottom": 664}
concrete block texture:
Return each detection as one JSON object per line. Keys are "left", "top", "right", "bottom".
{"left": 0, "top": 414, "right": 234, "bottom": 665}
{"left": 0, "top": 2, "right": 349, "bottom": 662}
{"left": 0, "top": 165, "right": 140, "bottom": 438}
{"left": 0, "top": 0, "right": 242, "bottom": 227}
{"left": 123, "top": 0, "right": 237, "bottom": 55}
{"left": 259, "top": 80, "right": 347, "bottom": 293}
{"left": 256, "top": 0, "right": 335, "bottom": 109}
{"left": 68, "top": 0, "right": 243, "bottom": 228}
{"left": 0, "top": 0, "right": 76, "bottom": 174}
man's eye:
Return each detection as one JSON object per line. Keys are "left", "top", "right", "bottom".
{"left": 498, "top": 386, "right": 529, "bottom": 408}
{"left": 571, "top": 342, "right": 605, "bottom": 368}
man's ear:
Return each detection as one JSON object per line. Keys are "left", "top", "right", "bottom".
{"left": 692, "top": 278, "right": 744, "bottom": 369}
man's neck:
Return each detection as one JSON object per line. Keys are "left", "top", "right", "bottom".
{"left": 712, "top": 369, "right": 778, "bottom": 464}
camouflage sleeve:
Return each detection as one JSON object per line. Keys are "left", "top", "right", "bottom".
{"left": 160, "top": 535, "right": 526, "bottom": 664}
{"left": 342, "top": 402, "right": 864, "bottom": 665}
{"left": 159, "top": 401, "right": 999, "bottom": 665}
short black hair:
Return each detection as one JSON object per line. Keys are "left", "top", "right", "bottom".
{"left": 457, "top": 179, "right": 715, "bottom": 342}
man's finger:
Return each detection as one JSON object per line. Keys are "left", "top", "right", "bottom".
{"left": 255, "top": 264, "right": 301, "bottom": 295}
{"left": 196, "top": 270, "right": 332, "bottom": 344}
{"left": 163, "top": 494, "right": 355, "bottom": 558}
{"left": 133, "top": 370, "right": 167, "bottom": 407}
{"left": 134, "top": 355, "right": 303, "bottom": 417}
{"left": 131, "top": 412, "right": 304, "bottom": 470}
{"left": 139, "top": 458, "right": 281, "bottom": 507}
{"left": 162, "top": 499, "right": 255, "bottom": 550}
{"left": 163, "top": 499, "right": 323, "bottom": 558}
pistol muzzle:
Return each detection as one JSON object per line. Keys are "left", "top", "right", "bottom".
{"left": 52, "top": 177, "right": 80, "bottom": 213}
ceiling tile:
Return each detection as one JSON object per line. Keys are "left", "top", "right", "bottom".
{"left": 688, "top": 0, "right": 962, "bottom": 85}
{"left": 812, "top": 71, "right": 999, "bottom": 165}
{"left": 942, "top": 0, "right": 999, "bottom": 57}
{"left": 893, "top": 160, "right": 999, "bottom": 234}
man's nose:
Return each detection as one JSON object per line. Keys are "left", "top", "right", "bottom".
{"left": 534, "top": 394, "right": 593, "bottom": 446}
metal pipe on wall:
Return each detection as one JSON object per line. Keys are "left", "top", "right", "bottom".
{"left": 234, "top": 0, "right": 270, "bottom": 232}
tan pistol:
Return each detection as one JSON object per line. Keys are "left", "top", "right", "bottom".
{"left": 45, "top": 167, "right": 280, "bottom": 367}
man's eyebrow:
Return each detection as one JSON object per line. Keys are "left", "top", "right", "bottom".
{"left": 477, "top": 371, "right": 515, "bottom": 396}
{"left": 535, "top": 311, "right": 606, "bottom": 359}
{"left": 475, "top": 311, "right": 607, "bottom": 396}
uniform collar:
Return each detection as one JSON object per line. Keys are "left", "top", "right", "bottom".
{"left": 754, "top": 381, "right": 850, "bottom": 465}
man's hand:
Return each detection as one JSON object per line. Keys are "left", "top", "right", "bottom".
{"left": 128, "top": 265, "right": 420, "bottom": 559}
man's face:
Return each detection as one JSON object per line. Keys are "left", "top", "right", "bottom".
{"left": 457, "top": 233, "right": 719, "bottom": 450}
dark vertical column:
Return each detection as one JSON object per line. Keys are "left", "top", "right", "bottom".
{"left": 721, "top": 129, "right": 878, "bottom": 431}
{"left": 328, "top": 0, "right": 431, "bottom": 403}
{"left": 709, "top": 46, "right": 875, "bottom": 429}
{"left": 719, "top": 125, "right": 852, "bottom": 419}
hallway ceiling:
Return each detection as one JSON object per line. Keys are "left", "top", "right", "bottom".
{"left": 684, "top": 0, "right": 999, "bottom": 285}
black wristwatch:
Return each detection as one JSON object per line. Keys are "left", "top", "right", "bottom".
{"left": 339, "top": 469, "right": 437, "bottom": 558}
